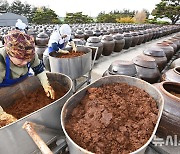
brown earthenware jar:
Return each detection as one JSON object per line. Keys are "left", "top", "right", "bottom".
{"left": 113, "top": 34, "right": 125, "bottom": 52}
{"left": 101, "top": 35, "right": 115, "bottom": 56}
{"left": 162, "top": 40, "right": 177, "bottom": 53}
{"left": 161, "top": 66, "right": 180, "bottom": 83}
{"left": 155, "top": 43, "right": 174, "bottom": 62}
{"left": 143, "top": 47, "right": 167, "bottom": 72}
{"left": 75, "top": 30, "right": 85, "bottom": 39}
{"left": 123, "top": 32, "right": 132, "bottom": 49}
{"left": 130, "top": 32, "right": 139, "bottom": 47}
{"left": 133, "top": 55, "right": 161, "bottom": 83}
{"left": 84, "top": 30, "right": 93, "bottom": 40}
{"left": 154, "top": 81, "right": 180, "bottom": 138}
{"left": 102, "top": 60, "right": 137, "bottom": 77}
{"left": 36, "top": 32, "right": 49, "bottom": 46}
{"left": 137, "top": 31, "right": 144, "bottom": 45}
{"left": 170, "top": 58, "right": 180, "bottom": 69}
{"left": 86, "top": 37, "right": 103, "bottom": 60}
{"left": 168, "top": 38, "right": 180, "bottom": 51}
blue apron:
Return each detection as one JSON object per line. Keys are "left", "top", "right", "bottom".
{"left": 48, "top": 42, "right": 65, "bottom": 54}
{"left": 0, "top": 55, "right": 31, "bottom": 87}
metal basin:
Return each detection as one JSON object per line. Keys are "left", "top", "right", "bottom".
{"left": 61, "top": 75, "right": 164, "bottom": 154}
{"left": 0, "top": 72, "right": 73, "bottom": 154}
{"left": 49, "top": 46, "right": 92, "bottom": 80}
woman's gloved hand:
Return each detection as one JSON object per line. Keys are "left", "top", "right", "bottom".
{"left": 58, "top": 49, "right": 69, "bottom": 54}
{"left": 43, "top": 85, "right": 55, "bottom": 99}
{"left": 71, "top": 41, "right": 77, "bottom": 52}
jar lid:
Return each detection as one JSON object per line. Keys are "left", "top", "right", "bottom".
{"left": 87, "top": 37, "right": 100, "bottom": 43}
{"left": 108, "top": 60, "right": 136, "bottom": 76}
{"left": 130, "top": 32, "right": 138, "bottom": 36}
{"left": 37, "top": 32, "right": 49, "bottom": 38}
{"left": 123, "top": 33, "right": 132, "bottom": 37}
{"left": 144, "top": 47, "right": 166, "bottom": 57}
{"left": 102, "top": 35, "right": 113, "bottom": 41}
{"left": 113, "top": 34, "right": 124, "bottom": 40}
{"left": 133, "top": 55, "right": 157, "bottom": 68}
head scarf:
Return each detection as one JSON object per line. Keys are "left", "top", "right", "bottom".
{"left": 4, "top": 30, "right": 35, "bottom": 60}
{"left": 59, "top": 24, "right": 72, "bottom": 36}
{"left": 15, "top": 19, "right": 27, "bottom": 30}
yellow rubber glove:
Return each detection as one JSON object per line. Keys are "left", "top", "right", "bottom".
{"left": 71, "top": 41, "right": 77, "bottom": 52}
{"left": 58, "top": 49, "right": 69, "bottom": 54}
{"left": 43, "top": 84, "right": 55, "bottom": 100}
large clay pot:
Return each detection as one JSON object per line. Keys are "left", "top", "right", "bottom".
{"left": 101, "top": 35, "right": 115, "bottom": 56}
{"left": 155, "top": 43, "right": 174, "bottom": 62}
{"left": 84, "top": 30, "right": 93, "bottom": 40}
{"left": 86, "top": 37, "right": 103, "bottom": 60}
{"left": 93, "top": 29, "right": 101, "bottom": 37}
{"left": 146, "top": 29, "right": 153, "bottom": 41}
{"left": 101, "top": 29, "right": 110, "bottom": 35}
{"left": 161, "top": 66, "right": 180, "bottom": 83}
{"left": 113, "top": 34, "right": 125, "bottom": 52}
{"left": 102, "top": 60, "right": 137, "bottom": 77}
{"left": 137, "top": 31, "right": 144, "bottom": 45}
{"left": 170, "top": 58, "right": 180, "bottom": 69}
{"left": 162, "top": 40, "right": 177, "bottom": 53}
{"left": 133, "top": 55, "right": 161, "bottom": 83}
{"left": 143, "top": 47, "right": 167, "bottom": 72}
{"left": 168, "top": 38, "right": 180, "bottom": 51}
{"left": 36, "top": 32, "right": 49, "bottom": 46}
{"left": 130, "top": 32, "right": 139, "bottom": 47}
{"left": 123, "top": 32, "right": 132, "bottom": 49}
{"left": 75, "top": 30, "right": 85, "bottom": 39}
{"left": 141, "top": 30, "right": 149, "bottom": 43}
{"left": 154, "top": 81, "right": 180, "bottom": 138}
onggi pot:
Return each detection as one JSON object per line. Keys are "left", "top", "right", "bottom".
{"left": 61, "top": 75, "right": 164, "bottom": 154}
{"left": 161, "top": 66, "right": 180, "bottom": 83}
{"left": 153, "top": 81, "right": 180, "bottom": 138}
{"left": 101, "top": 35, "right": 115, "bottom": 56}
{"left": 113, "top": 34, "right": 125, "bottom": 52}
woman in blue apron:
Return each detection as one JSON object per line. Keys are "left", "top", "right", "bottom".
{"left": 43, "top": 24, "right": 77, "bottom": 71}
{"left": 0, "top": 30, "right": 55, "bottom": 99}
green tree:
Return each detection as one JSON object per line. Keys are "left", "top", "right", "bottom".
{"left": 32, "top": 7, "right": 61, "bottom": 24}
{"left": 96, "top": 12, "right": 116, "bottom": 23}
{"left": 28, "top": 6, "right": 37, "bottom": 23}
{"left": 22, "top": 3, "right": 31, "bottom": 20}
{"left": 0, "top": 0, "right": 9, "bottom": 13}
{"left": 64, "top": 12, "right": 94, "bottom": 24}
{"left": 152, "top": 0, "right": 180, "bottom": 24}
{"left": 9, "top": 0, "right": 24, "bottom": 15}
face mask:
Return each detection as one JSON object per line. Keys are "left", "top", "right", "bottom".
{"left": 64, "top": 35, "right": 71, "bottom": 42}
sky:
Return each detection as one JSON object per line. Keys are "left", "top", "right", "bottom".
{"left": 6, "top": 0, "right": 161, "bottom": 17}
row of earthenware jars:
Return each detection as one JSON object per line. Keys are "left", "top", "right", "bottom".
{"left": 154, "top": 32, "right": 180, "bottom": 139}
{"left": 102, "top": 55, "right": 161, "bottom": 84}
